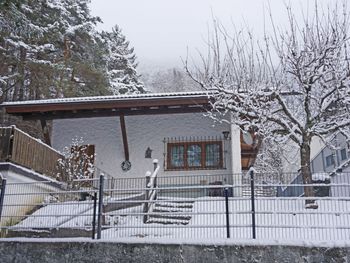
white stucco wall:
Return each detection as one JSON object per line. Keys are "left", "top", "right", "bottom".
{"left": 52, "top": 113, "right": 237, "bottom": 181}
{"left": 230, "top": 123, "right": 242, "bottom": 196}
{"left": 310, "top": 137, "right": 325, "bottom": 161}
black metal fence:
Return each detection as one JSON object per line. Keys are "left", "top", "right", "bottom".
{"left": 0, "top": 175, "right": 101, "bottom": 239}
{"left": 0, "top": 171, "right": 350, "bottom": 241}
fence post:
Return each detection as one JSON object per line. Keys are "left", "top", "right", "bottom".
{"left": 0, "top": 176, "right": 7, "bottom": 221}
{"left": 97, "top": 174, "right": 104, "bottom": 240}
{"left": 153, "top": 159, "right": 158, "bottom": 200}
{"left": 250, "top": 169, "right": 256, "bottom": 239}
{"left": 153, "top": 159, "right": 158, "bottom": 172}
{"left": 92, "top": 192, "right": 97, "bottom": 240}
{"left": 143, "top": 171, "right": 151, "bottom": 223}
{"left": 224, "top": 187, "right": 230, "bottom": 238}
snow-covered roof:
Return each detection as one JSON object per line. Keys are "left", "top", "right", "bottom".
{"left": 2, "top": 91, "right": 210, "bottom": 106}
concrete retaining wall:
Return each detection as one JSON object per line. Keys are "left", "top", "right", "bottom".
{"left": 0, "top": 240, "right": 349, "bottom": 263}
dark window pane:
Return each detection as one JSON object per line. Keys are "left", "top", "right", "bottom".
{"left": 341, "top": 149, "right": 347, "bottom": 161}
{"left": 170, "top": 145, "right": 184, "bottom": 168}
{"left": 187, "top": 144, "right": 202, "bottom": 167}
{"left": 325, "top": 154, "right": 334, "bottom": 167}
{"left": 206, "top": 143, "right": 221, "bottom": 167}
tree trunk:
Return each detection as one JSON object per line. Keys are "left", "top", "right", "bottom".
{"left": 13, "top": 46, "right": 27, "bottom": 101}
{"left": 300, "top": 140, "right": 318, "bottom": 209}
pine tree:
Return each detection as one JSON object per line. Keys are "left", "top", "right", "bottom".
{"left": 0, "top": 0, "right": 144, "bottom": 102}
{"left": 100, "top": 25, "right": 145, "bottom": 95}
{"left": 54, "top": 0, "right": 110, "bottom": 97}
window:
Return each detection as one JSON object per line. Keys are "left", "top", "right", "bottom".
{"left": 167, "top": 141, "right": 223, "bottom": 170}
{"left": 341, "top": 148, "right": 347, "bottom": 161}
{"left": 325, "top": 154, "right": 334, "bottom": 167}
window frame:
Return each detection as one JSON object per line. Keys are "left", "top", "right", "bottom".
{"left": 325, "top": 154, "right": 334, "bottom": 167}
{"left": 166, "top": 140, "right": 223, "bottom": 171}
{"left": 340, "top": 148, "right": 347, "bottom": 161}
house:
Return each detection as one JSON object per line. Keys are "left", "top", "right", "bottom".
{"left": 310, "top": 132, "right": 350, "bottom": 197}
{"left": 278, "top": 132, "right": 350, "bottom": 197}
{"left": 311, "top": 133, "right": 350, "bottom": 174}
{"left": 1, "top": 91, "right": 259, "bottom": 196}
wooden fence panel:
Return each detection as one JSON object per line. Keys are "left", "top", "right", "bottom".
{"left": 10, "top": 128, "right": 64, "bottom": 179}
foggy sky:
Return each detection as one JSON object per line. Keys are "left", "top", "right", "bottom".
{"left": 90, "top": 0, "right": 338, "bottom": 70}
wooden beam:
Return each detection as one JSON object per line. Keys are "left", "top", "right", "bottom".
{"left": 119, "top": 114, "right": 129, "bottom": 161}
{"left": 20, "top": 105, "right": 210, "bottom": 121}
{"left": 40, "top": 119, "right": 51, "bottom": 146}
{"left": 5, "top": 97, "right": 210, "bottom": 114}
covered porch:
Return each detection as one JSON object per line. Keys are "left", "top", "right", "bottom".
{"left": 1, "top": 92, "right": 259, "bottom": 191}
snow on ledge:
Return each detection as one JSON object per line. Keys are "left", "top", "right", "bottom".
{"left": 1, "top": 91, "right": 214, "bottom": 106}
{"left": 0, "top": 162, "right": 62, "bottom": 185}
{"left": 312, "top": 173, "right": 330, "bottom": 181}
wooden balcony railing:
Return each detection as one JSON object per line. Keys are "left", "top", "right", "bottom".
{"left": 0, "top": 126, "right": 64, "bottom": 179}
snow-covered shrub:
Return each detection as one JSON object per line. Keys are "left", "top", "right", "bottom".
{"left": 57, "top": 137, "right": 95, "bottom": 189}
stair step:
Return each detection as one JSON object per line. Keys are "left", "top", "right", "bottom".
{"left": 149, "top": 214, "right": 191, "bottom": 221}
{"left": 146, "top": 198, "right": 194, "bottom": 225}
{"left": 158, "top": 198, "right": 194, "bottom": 204}
{"left": 153, "top": 207, "right": 192, "bottom": 213}
{"left": 150, "top": 210, "right": 191, "bottom": 220}
{"left": 147, "top": 217, "right": 190, "bottom": 225}
{"left": 155, "top": 202, "right": 193, "bottom": 209}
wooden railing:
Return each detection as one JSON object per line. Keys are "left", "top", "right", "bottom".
{"left": 0, "top": 126, "right": 64, "bottom": 179}
{"left": 143, "top": 159, "right": 160, "bottom": 223}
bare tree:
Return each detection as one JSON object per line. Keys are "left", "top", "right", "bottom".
{"left": 186, "top": 3, "right": 350, "bottom": 208}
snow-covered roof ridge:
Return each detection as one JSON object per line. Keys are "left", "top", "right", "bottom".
{"left": 1, "top": 91, "right": 212, "bottom": 106}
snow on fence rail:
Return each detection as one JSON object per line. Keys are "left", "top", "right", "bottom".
{"left": 0, "top": 171, "right": 350, "bottom": 241}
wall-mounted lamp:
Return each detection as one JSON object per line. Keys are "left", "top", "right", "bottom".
{"left": 222, "top": 131, "right": 230, "bottom": 140}
{"left": 145, "top": 147, "right": 153, "bottom": 158}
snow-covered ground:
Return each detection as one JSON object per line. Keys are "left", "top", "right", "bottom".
{"left": 15, "top": 200, "right": 94, "bottom": 228}
{"left": 11, "top": 197, "right": 350, "bottom": 241}
{"left": 103, "top": 197, "right": 350, "bottom": 241}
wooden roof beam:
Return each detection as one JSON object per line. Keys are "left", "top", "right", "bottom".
{"left": 20, "top": 105, "right": 208, "bottom": 120}
{"left": 119, "top": 114, "right": 129, "bottom": 162}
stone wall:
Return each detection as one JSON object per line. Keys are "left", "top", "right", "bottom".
{"left": 0, "top": 240, "right": 349, "bottom": 263}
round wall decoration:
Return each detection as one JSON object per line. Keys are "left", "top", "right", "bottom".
{"left": 121, "top": 160, "right": 131, "bottom": 171}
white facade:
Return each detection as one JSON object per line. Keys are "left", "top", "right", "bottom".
{"left": 52, "top": 113, "right": 240, "bottom": 181}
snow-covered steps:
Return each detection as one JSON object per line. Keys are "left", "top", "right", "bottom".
{"left": 146, "top": 199, "right": 194, "bottom": 225}
{"left": 146, "top": 217, "right": 191, "bottom": 225}
{"left": 242, "top": 186, "right": 276, "bottom": 197}
{"left": 154, "top": 202, "right": 193, "bottom": 210}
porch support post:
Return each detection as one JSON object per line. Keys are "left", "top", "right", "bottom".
{"left": 119, "top": 114, "right": 129, "bottom": 161}
{"left": 40, "top": 119, "right": 51, "bottom": 146}
{"left": 230, "top": 120, "right": 242, "bottom": 197}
